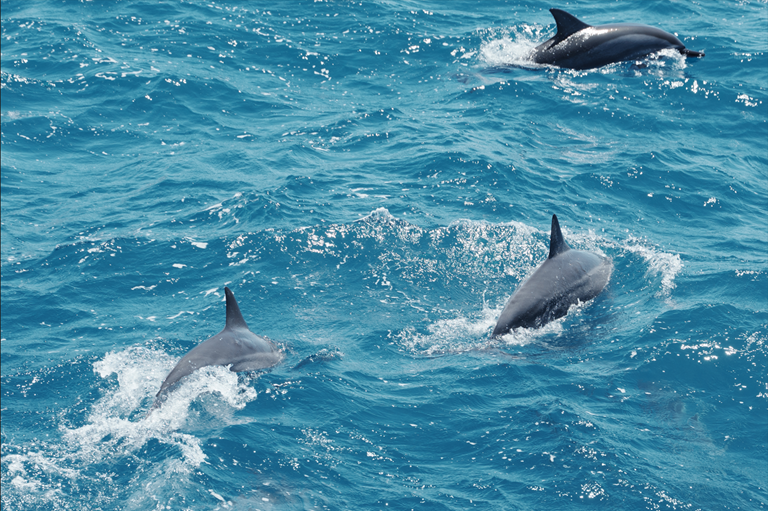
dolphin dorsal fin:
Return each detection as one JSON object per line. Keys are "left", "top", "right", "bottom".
{"left": 550, "top": 9, "right": 590, "bottom": 42}
{"left": 548, "top": 214, "right": 571, "bottom": 259}
{"left": 224, "top": 286, "right": 249, "bottom": 330}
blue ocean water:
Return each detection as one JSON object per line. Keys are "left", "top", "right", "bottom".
{"left": 1, "top": 0, "right": 766, "bottom": 509}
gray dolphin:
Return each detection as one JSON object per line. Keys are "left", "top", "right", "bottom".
{"left": 151, "top": 286, "right": 284, "bottom": 409}
{"left": 492, "top": 215, "right": 612, "bottom": 337}
{"left": 531, "top": 9, "right": 704, "bottom": 70}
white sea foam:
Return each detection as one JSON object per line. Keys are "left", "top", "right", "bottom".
{"left": 1, "top": 345, "right": 263, "bottom": 509}
{"left": 396, "top": 303, "right": 572, "bottom": 357}
{"left": 478, "top": 25, "right": 544, "bottom": 69}
{"left": 61, "top": 349, "right": 193, "bottom": 467}
{"left": 357, "top": 207, "right": 425, "bottom": 244}
{"left": 624, "top": 237, "right": 682, "bottom": 296}
{"left": 479, "top": 36, "right": 540, "bottom": 69}
{"left": 63, "top": 346, "right": 258, "bottom": 464}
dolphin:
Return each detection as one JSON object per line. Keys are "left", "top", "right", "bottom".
{"left": 531, "top": 9, "right": 704, "bottom": 70}
{"left": 151, "top": 286, "right": 284, "bottom": 409}
{"left": 492, "top": 215, "right": 612, "bottom": 337}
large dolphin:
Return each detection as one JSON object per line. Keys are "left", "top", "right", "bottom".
{"left": 492, "top": 215, "right": 612, "bottom": 337}
{"left": 151, "top": 286, "right": 284, "bottom": 409}
{"left": 531, "top": 9, "right": 704, "bottom": 70}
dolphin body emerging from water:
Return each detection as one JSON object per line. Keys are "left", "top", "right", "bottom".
{"left": 531, "top": 9, "right": 704, "bottom": 70}
{"left": 151, "top": 287, "right": 283, "bottom": 409}
{"left": 492, "top": 215, "right": 612, "bottom": 337}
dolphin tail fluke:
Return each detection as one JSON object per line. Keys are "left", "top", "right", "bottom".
{"left": 549, "top": 9, "right": 590, "bottom": 44}
{"left": 679, "top": 48, "right": 705, "bottom": 58}
{"left": 224, "top": 286, "right": 249, "bottom": 330}
{"left": 548, "top": 215, "right": 571, "bottom": 259}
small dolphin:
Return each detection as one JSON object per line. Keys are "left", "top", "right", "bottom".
{"left": 152, "top": 286, "right": 283, "bottom": 409}
{"left": 531, "top": 9, "right": 704, "bottom": 70}
{"left": 492, "top": 215, "right": 612, "bottom": 337}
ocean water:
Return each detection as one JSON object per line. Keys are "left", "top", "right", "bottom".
{"left": 1, "top": 0, "right": 766, "bottom": 509}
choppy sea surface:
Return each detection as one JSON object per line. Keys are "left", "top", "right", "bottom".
{"left": 2, "top": 1, "right": 766, "bottom": 509}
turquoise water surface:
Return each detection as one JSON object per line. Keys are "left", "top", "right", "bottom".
{"left": 2, "top": 1, "right": 767, "bottom": 509}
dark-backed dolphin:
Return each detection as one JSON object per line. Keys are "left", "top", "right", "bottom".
{"left": 492, "top": 215, "right": 612, "bottom": 337}
{"left": 151, "top": 286, "right": 283, "bottom": 409}
{"left": 531, "top": 9, "right": 704, "bottom": 70}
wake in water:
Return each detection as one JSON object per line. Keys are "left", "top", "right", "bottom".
{"left": 2, "top": 346, "right": 265, "bottom": 509}
{"left": 394, "top": 304, "right": 567, "bottom": 357}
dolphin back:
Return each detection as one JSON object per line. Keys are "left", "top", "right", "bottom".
{"left": 531, "top": 9, "right": 704, "bottom": 69}
{"left": 492, "top": 216, "right": 612, "bottom": 337}
{"left": 151, "top": 287, "right": 283, "bottom": 410}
